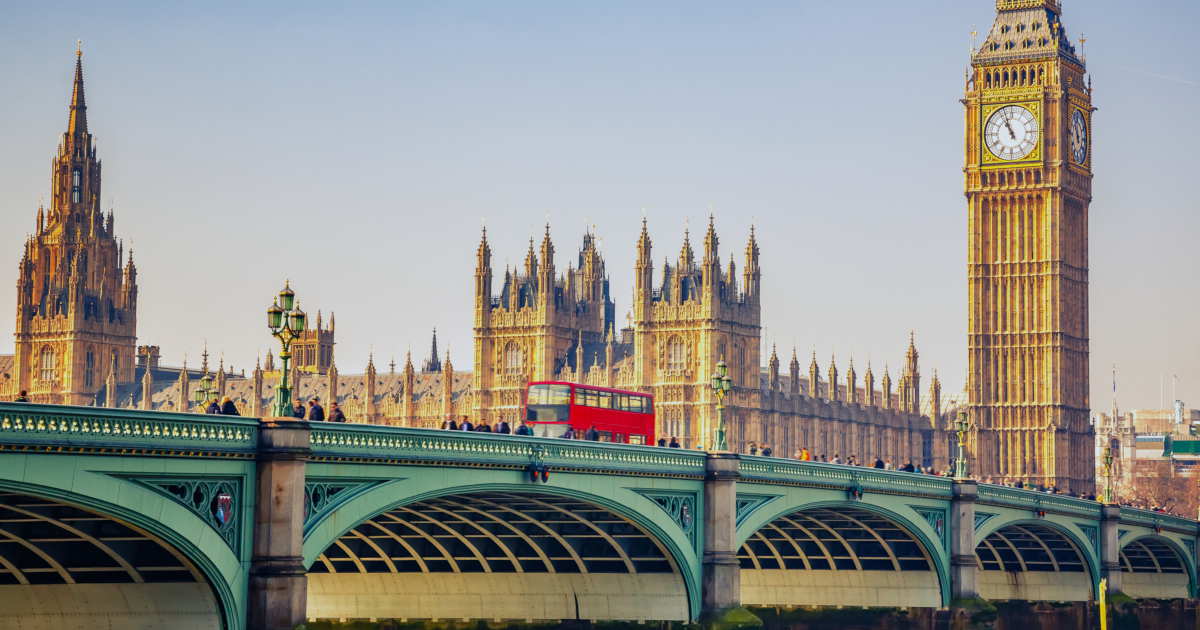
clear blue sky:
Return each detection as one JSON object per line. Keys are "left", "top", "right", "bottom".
{"left": 1, "top": 1, "right": 1197, "bottom": 411}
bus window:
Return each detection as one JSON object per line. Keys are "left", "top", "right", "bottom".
{"left": 628, "top": 434, "right": 646, "bottom": 445}
{"left": 595, "top": 391, "right": 613, "bottom": 409}
{"left": 531, "top": 422, "right": 573, "bottom": 438}
{"left": 527, "top": 384, "right": 571, "bottom": 422}
{"left": 597, "top": 431, "right": 613, "bottom": 442}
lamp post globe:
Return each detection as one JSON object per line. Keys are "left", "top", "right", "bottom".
{"left": 268, "top": 281, "right": 305, "bottom": 417}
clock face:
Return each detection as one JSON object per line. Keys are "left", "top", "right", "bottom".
{"left": 984, "top": 105, "right": 1040, "bottom": 161}
{"left": 1069, "top": 109, "right": 1088, "bottom": 164}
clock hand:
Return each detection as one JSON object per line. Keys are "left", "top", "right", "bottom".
{"left": 1004, "top": 120, "right": 1016, "bottom": 140}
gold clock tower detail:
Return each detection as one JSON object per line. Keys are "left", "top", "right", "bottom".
{"left": 964, "top": 0, "right": 1094, "bottom": 492}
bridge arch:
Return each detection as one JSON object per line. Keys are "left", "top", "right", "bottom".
{"left": 734, "top": 500, "right": 949, "bottom": 609}
{"left": 0, "top": 475, "right": 242, "bottom": 629}
{"left": 303, "top": 471, "right": 700, "bottom": 623}
{"left": 1120, "top": 535, "right": 1195, "bottom": 599}
{"left": 974, "top": 519, "right": 1097, "bottom": 602}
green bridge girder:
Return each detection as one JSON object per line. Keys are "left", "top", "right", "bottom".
{"left": 0, "top": 402, "right": 1197, "bottom": 629}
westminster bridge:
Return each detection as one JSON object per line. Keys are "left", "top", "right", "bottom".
{"left": 0, "top": 402, "right": 1196, "bottom": 629}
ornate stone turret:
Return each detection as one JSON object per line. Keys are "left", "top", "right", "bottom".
{"left": 421, "top": 329, "right": 442, "bottom": 372}
{"left": 808, "top": 352, "right": 820, "bottom": 400}
{"left": 827, "top": 356, "right": 840, "bottom": 402}
{"left": 8, "top": 49, "right": 138, "bottom": 405}
{"left": 768, "top": 345, "right": 780, "bottom": 390}
{"left": 140, "top": 366, "right": 152, "bottom": 410}
{"left": 441, "top": 351, "right": 454, "bottom": 422}
{"left": 251, "top": 359, "right": 264, "bottom": 417}
{"left": 402, "top": 352, "right": 415, "bottom": 425}
{"left": 864, "top": 362, "right": 876, "bottom": 407}
{"left": 177, "top": 361, "right": 190, "bottom": 412}
{"left": 882, "top": 366, "right": 893, "bottom": 411}
{"left": 327, "top": 362, "right": 339, "bottom": 408}
{"left": 847, "top": 359, "right": 858, "bottom": 405}
{"left": 789, "top": 348, "right": 801, "bottom": 394}
{"left": 364, "top": 354, "right": 377, "bottom": 423}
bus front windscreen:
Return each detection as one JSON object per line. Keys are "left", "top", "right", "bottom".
{"left": 527, "top": 384, "right": 571, "bottom": 422}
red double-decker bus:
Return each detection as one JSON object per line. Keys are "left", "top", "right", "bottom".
{"left": 525, "top": 381, "right": 655, "bottom": 445}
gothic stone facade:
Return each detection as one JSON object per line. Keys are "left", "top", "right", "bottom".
{"left": 472, "top": 220, "right": 948, "bottom": 468}
{"left": 3, "top": 51, "right": 138, "bottom": 405}
{"left": 965, "top": 0, "right": 1095, "bottom": 492}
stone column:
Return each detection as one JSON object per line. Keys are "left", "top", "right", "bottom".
{"left": 1099, "top": 503, "right": 1122, "bottom": 594}
{"left": 702, "top": 452, "right": 740, "bottom": 614}
{"left": 950, "top": 480, "right": 979, "bottom": 599}
{"left": 248, "top": 418, "right": 311, "bottom": 630}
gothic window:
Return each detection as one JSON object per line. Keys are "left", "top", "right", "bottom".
{"left": 71, "top": 169, "right": 81, "bottom": 203}
{"left": 39, "top": 347, "right": 55, "bottom": 382}
{"left": 503, "top": 342, "right": 525, "bottom": 375}
{"left": 666, "top": 336, "right": 687, "bottom": 372}
{"left": 85, "top": 351, "right": 95, "bottom": 387}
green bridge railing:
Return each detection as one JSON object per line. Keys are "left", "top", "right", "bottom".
{"left": 739, "top": 455, "right": 955, "bottom": 498}
{"left": 309, "top": 422, "right": 710, "bottom": 478}
{"left": 0, "top": 401, "right": 258, "bottom": 457}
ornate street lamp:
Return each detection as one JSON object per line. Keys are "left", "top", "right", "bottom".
{"left": 710, "top": 360, "right": 733, "bottom": 451}
{"left": 953, "top": 412, "right": 972, "bottom": 481}
{"left": 267, "top": 281, "right": 306, "bottom": 417}
{"left": 1102, "top": 441, "right": 1116, "bottom": 504}
{"left": 192, "top": 371, "right": 217, "bottom": 410}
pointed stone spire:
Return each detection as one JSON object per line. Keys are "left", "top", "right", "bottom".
{"left": 67, "top": 43, "right": 88, "bottom": 138}
{"left": 636, "top": 217, "right": 652, "bottom": 265}
{"left": 177, "top": 361, "right": 190, "bottom": 411}
{"left": 679, "top": 222, "right": 694, "bottom": 271}
{"left": 423, "top": 327, "right": 442, "bottom": 372}
{"left": 702, "top": 213, "right": 719, "bottom": 264}
{"left": 251, "top": 358, "right": 264, "bottom": 417}
{"left": 882, "top": 365, "right": 893, "bottom": 410}
{"left": 828, "top": 354, "right": 840, "bottom": 402}
{"left": 768, "top": 344, "right": 780, "bottom": 390}
{"left": 327, "top": 361, "right": 339, "bottom": 408}
{"left": 575, "top": 331, "right": 585, "bottom": 378}
{"left": 140, "top": 366, "right": 153, "bottom": 410}
{"left": 104, "top": 355, "right": 117, "bottom": 408}
{"left": 808, "top": 350, "right": 820, "bottom": 398}
{"left": 789, "top": 347, "right": 801, "bottom": 394}
{"left": 864, "top": 361, "right": 876, "bottom": 407}
{"left": 847, "top": 358, "right": 859, "bottom": 405}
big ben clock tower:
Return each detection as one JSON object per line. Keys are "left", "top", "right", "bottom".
{"left": 965, "top": 0, "right": 1095, "bottom": 493}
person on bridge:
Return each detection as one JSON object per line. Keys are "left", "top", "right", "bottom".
{"left": 220, "top": 397, "right": 240, "bottom": 416}
{"left": 799, "top": 447, "right": 811, "bottom": 461}
{"left": 761, "top": 445, "right": 773, "bottom": 457}
{"left": 307, "top": 398, "right": 325, "bottom": 421}
{"left": 873, "top": 457, "right": 885, "bottom": 469}
{"left": 584, "top": 426, "right": 599, "bottom": 441}
{"left": 290, "top": 401, "right": 305, "bottom": 419}
{"left": 14, "top": 390, "right": 28, "bottom": 402}
{"left": 441, "top": 419, "right": 458, "bottom": 430}
{"left": 657, "top": 438, "right": 667, "bottom": 447}
{"left": 205, "top": 399, "right": 221, "bottom": 414}
{"left": 328, "top": 402, "right": 346, "bottom": 422}
{"left": 668, "top": 436, "right": 680, "bottom": 448}
{"left": 459, "top": 417, "right": 474, "bottom": 431}
{"left": 514, "top": 422, "right": 532, "bottom": 436}
{"left": 496, "top": 420, "right": 511, "bottom": 434}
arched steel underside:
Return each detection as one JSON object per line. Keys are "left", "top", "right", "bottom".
{"left": 307, "top": 491, "right": 687, "bottom": 622}
{"left": 0, "top": 491, "right": 221, "bottom": 628}
{"left": 975, "top": 523, "right": 1092, "bottom": 601}
{"left": 737, "top": 506, "right": 941, "bottom": 608}
{"left": 1120, "top": 537, "right": 1191, "bottom": 599}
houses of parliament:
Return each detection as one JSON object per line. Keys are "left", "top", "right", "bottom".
{"left": 1, "top": 0, "right": 1096, "bottom": 490}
